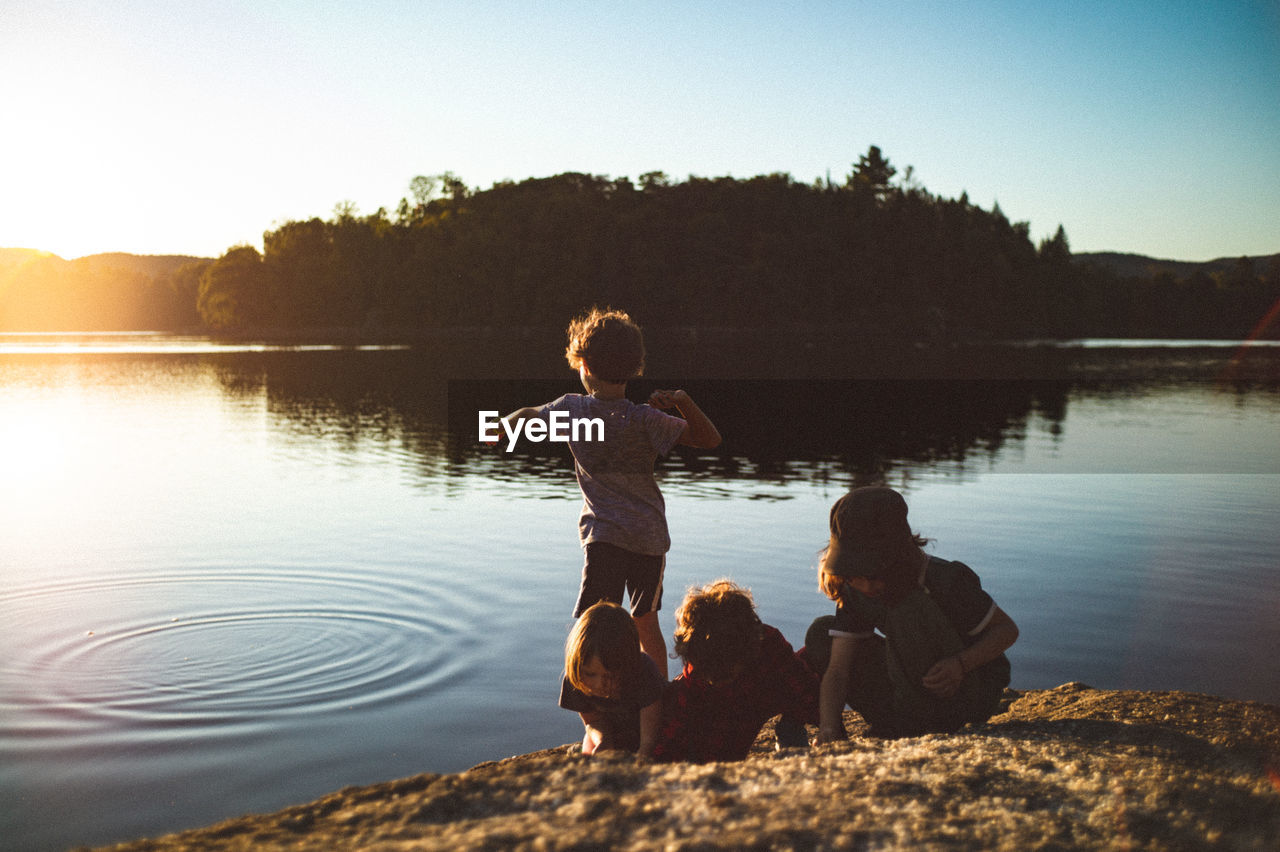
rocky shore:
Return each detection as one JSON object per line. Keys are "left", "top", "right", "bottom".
{"left": 87, "top": 684, "right": 1280, "bottom": 851}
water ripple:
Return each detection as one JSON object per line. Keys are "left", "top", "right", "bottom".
{"left": 0, "top": 565, "right": 478, "bottom": 741}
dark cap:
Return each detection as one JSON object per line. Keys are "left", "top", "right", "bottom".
{"left": 824, "top": 487, "right": 913, "bottom": 578}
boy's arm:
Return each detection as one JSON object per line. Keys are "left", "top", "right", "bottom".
{"left": 922, "top": 605, "right": 1019, "bottom": 697}
{"left": 479, "top": 405, "right": 542, "bottom": 447}
{"left": 648, "top": 390, "right": 721, "bottom": 449}
{"left": 816, "top": 634, "right": 858, "bottom": 743}
{"left": 501, "top": 406, "right": 542, "bottom": 426}
{"left": 963, "top": 605, "right": 1019, "bottom": 668}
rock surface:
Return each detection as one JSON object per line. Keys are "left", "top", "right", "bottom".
{"left": 87, "top": 684, "right": 1280, "bottom": 851}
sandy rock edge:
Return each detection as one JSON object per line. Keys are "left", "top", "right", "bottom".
{"left": 86, "top": 684, "right": 1280, "bottom": 851}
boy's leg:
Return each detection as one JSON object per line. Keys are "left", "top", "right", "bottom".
{"left": 622, "top": 549, "right": 668, "bottom": 679}
{"left": 633, "top": 610, "right": 668, "bottom": 680}
{"left": 846, "top": 635, "right": 897, "bottom": 736}
{"left": 573, "top": 542, "right": 628, "bottom": 617}
{"left": 573, "top": 542, "right": 668, "bottom": 677}
{"left": 882, "top": 587, "right": 999, "bottom": 734}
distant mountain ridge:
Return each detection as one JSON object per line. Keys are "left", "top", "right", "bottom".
{"left": 1073, "top": 251, "right": 1280, "bottom": 279}
{"left": 6, "top": 247, "right": 1273, "bottom": 285}
{"left": 1, "top": 248, "right": 208, "bottom": 331}
{"left": 0, "top": 248, "right": 207, "bottom": 276}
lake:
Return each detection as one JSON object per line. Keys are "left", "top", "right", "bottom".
{"left": 2, "top": 332, "right": 1278, "bottom": 850}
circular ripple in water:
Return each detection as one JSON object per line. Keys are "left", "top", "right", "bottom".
{"left": 1, "top": 566, "right": 477, "bottom": 734}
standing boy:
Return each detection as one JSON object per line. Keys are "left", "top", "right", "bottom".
{"left": 500, "top": 307, "right": 720, "bottom": 677}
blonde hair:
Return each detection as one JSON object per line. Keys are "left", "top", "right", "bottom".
{"left": 817, "top": 550, "right": 845, "bottom": 601}
{"left": 564, "top": 601, "right": 643, "bottom": 693}
{"left": 672, "top": 579, "right": 762, "bottom": 682}
{"left": 564, "top": 306, "right": 645, "bottom": 383}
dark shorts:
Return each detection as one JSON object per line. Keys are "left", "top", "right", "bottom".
{"left": 573, "top": 541, "right": 665, "bottom": 617}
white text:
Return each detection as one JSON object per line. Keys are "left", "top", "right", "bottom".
{"left": 478, "top": 411, "right": 604, "bottom": 452}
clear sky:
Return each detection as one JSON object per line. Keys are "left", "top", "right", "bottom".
{"left": 3, "top": 0, "right": 1277, "bottom": 262}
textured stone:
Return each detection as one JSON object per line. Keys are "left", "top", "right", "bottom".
{"left": 86, "top": 685, "right": 1280, "bottom": 851}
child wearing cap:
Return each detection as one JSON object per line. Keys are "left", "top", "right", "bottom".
{"left": 808, "top": 487, "right": 1019, "bottom": 741}
{"left": 500, "top": 307, "right": 721, "bottom": 677}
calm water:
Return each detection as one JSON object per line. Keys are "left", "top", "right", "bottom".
{"left": 2, "top": 333, "right": 1279, "bottom": 850}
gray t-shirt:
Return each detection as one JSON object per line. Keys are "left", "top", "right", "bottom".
{"left": 534, "top": 394, "right": 687, "bottom": 555}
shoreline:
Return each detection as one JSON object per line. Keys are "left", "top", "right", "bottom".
{"left": 85, "top": 684, "right": 1280, "bottom": 851}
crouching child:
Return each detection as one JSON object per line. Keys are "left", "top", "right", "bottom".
{"left": 559, "top": 601, "right": 665, "bottom": 757}
{"left": 809, "top": 487, "right": 1019, "bottom": 742}
{"left": 652, "top": 580, "right": 819, "bottom": 763}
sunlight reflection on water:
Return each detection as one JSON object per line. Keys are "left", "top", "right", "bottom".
{"left": 0, "top": 331, "right": 411, "bottom": 355}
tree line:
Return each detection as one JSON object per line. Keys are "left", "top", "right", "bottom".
{"left": 3, "top": 146, "right": 1277, "bottom": 340}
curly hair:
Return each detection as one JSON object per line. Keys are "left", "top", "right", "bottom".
{"left": 564, "top": 601, "right": 644, "bottom": 693}
{"left": 672, "top": 579, "right": 763, "bottom": 683}
{"left": 564, "top": 306, "right": 645, "bottom": 383}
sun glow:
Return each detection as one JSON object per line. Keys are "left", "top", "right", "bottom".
{"left": 0, "top": 396, "right": 80, "bottom": 495}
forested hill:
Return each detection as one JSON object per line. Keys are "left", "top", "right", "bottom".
{"left": 3, "top": 148, "right": 1277, "bottom": 339}
{"left": 1073, "top": 251, "right": 1280, "bottom": 282}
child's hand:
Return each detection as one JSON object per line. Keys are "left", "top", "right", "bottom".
{"left": 922, "top": 655, "right": 965, "bottom": 698}
{"left": 647, "top": 389, "right": 687, "bottom": 410}
{"left": 581, "top": 725, "right": 605, "bottom": 755}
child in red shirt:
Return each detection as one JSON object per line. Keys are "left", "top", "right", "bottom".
{"left": 653, "top": 580, "right": 819, "bottom": 763}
